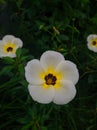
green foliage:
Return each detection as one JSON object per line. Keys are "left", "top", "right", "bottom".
{"left": 0, "top": 0, "right": 97, "bottom": 130}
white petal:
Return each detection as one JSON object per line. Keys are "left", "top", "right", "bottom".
{"left": 2, "top": 53, "right": 16, "bottom": 58}
{"left": 12, "top": 38, "right": 23, "bottom": 48}
{"left": 3, "top": 35, "right": 23, "bottom": 47}
{"left": 0, "top": 51, "right": 16, "bottom": 58}
{"left": 53, "top": 80, "right": 76, "bottom": 105}
{"left": 3, "top": 35, "right": 15, "bottom": 42}
{"left": 0, "top": 40, "right": 4, "bottom": 49}
{"left": 0, "top": 41, "right": 3, "bottom": 55}
{"left": 56, "top": 60, "right": 79, "bottom": 85}
{"left": 0, "top": 52, "right": 5, "bottom": 58}
{"left": 40, "top": 50, "right": 65, "bottom": 70}
{"left": 28, "top": 84, "right": 54, "bottom": 104}
{"left": 0, "top": 40, "right": 2, "bottom": 44}
{"left": 87, "top": 34, "right": 97, "bottom": 42}
{"left": 87, "top": 42, "right": 97, "bottom": 52}
{"left": 25, "top": 59, "right": 45, "bottom": 84}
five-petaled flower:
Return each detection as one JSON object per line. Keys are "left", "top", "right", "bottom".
{"left": 25, "top": 50, "right": 79, "bottom": 105}
{"left": 87, "top": 34, "right": 97, "bottom": 52}
{"left": 0, "top": 35, "right": 23, "bottom": 58}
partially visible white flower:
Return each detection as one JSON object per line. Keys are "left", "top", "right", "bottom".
{"left": 87, "top": 34, "right": 97, "bottom": 52}
{"left": 25, "top": 50, "right": 79, "bottom": 105}
{"left": 0, "top": 35, "right": 23, "bottom": 58}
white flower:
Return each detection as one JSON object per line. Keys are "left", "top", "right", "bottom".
{"left": 25, "top": 50, "right": 79, "bottom": 105}
{"left": 0, "top": 35, "right": 23, "bottom": 58}
{"left": 87, "top": 34, "right": 97, "bottom": 52}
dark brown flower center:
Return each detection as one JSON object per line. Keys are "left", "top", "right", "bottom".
{"left": 92, "top": 41, "right": 97, "bottom": 45}
{"left": 45, "top": 73, "right": 57, "bottom": 85}
{"left": 7, "top": 47, "right": 13, "bottom": 52}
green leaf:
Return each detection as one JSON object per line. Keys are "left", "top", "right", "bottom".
{"left": 18, "top": 64, "right": 25, "bottom": 76}
{"left": 41, "top": 126, "right": 48, "bottom": 130}
{"left": 0, "top": 66, "right": 13, "bottom": 76}
{"left": 59, "top": 34, "right": 69, "bottom": 41}
{"left": 81, "top": 0, "right": 89, "bottom": 4}
{"left": 21, "top": 124, "right": 31, "bottom": 130}
{"left": 2, "top": 57, "right": 15, "bottom": 64}
{"left": 16, "top": 48, "right": 22, "bottom": 58}
{"left": 16, "top": 0, "right": 24, "bottom": 8}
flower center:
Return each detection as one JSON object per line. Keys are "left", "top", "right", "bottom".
{"left": 45, "top": 73, "right": 57, "bottom": 85}
{"left": 91, "top": 40, "right": 97, "bottom": 47}
{"left": 7, "top": 47, "right": 13, "bottom": 52}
